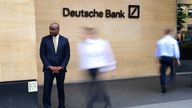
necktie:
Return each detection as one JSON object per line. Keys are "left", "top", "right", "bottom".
{"left": 53, "top": 37, "right": 58, "bottom": 53}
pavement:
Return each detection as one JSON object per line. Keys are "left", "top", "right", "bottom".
{"left": 129, "top": 99, "right": 192, "bottom": 108}
{"left": 38, "top": 74, "right": 192, "bottom": 108}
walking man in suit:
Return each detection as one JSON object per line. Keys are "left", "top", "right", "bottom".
{"left": 40, "top": 23, "right": 70, "bottom": 108}
{"left": 156, "top": 29, "right": 180, "bottom": 93}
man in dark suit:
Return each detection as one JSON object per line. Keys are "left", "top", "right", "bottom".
{"left": 40, "top": 23, "right": 70, "bottom": 108}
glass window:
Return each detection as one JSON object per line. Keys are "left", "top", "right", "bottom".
{"left": 188, "top": 9, "right": 192, "bottom": 18}
{"left": 188, "top": 24, "right": 192, "bottom": 31}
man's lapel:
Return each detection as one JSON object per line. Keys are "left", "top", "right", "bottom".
{"left": 57, "top": 35, "right": 62, "bottom": 51}
{"left": 48, "top": 35, "right": 55, "bottom": 53}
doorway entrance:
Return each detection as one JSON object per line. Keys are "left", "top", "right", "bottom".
{"left": 176, "top": 1, "right": 192, "bottom": 74}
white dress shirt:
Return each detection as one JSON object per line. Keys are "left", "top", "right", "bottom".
{"left": 78, "top": 38, "right": 116, "bottom": 72}
{"left": 155, "top": 35, "right": 180, "bottom": 59}
{"left": 53, "top": 34, "right": 59, "bottom": 53}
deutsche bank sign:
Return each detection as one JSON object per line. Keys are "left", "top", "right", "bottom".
{"left": 63, "top": 5, "right": 140, "bottom": 19}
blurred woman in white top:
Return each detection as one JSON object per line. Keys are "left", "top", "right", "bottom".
{"left": 77, "top": 27, "right": 116, "bottom": 108}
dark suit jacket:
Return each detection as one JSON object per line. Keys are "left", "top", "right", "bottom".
{"left": 40, "top": 35, "right": 70, "bottom": 72}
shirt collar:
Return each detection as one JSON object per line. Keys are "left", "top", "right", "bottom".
{"left": 84, "top": 38, "right": 101, "bottom": 43}
{"left": 52, "top": 34, "right": 59, "bottom": 39}
{"left": 165, "top": 34, "right": 172, "bottom": 37}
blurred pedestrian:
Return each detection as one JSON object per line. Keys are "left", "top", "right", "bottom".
{"left": 77, "top": 27, "right": 116, "bottom": 108}
{"left": 155, "top": 29, "right": 180, "bottom": 93}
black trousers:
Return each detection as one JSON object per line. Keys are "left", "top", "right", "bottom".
{"left": 86, "top": 68, "right": 111, "bottom": 108}
{"left": 159, "top": 56, "right": 174, "bottom": 88}
{"left": 43, "top": 70, "right": 66, "bottom": 108}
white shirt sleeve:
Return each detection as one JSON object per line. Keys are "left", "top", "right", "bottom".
{"left": 99, "top": 41, "right": 116, "bottom": 72}
{"left": 155, "top": 42, "right": 160, "bottom": 58}
{"left": 104, "top": 41, "right": 116, "bottom": 64}
{"left": 174, "top": 41, "right": 180, "bottom": 59}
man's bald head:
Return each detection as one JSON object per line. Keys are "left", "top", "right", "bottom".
{"left": 49, "top": 23, "right": 60, "bottom": 36}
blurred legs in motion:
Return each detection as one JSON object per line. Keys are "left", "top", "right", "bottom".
{"left": 86, "top": 68, "right": 111, "bottom": 108}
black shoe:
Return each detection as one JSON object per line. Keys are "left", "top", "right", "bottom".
{"left": 161, "top": 86, "right": 167, "bottom": 93}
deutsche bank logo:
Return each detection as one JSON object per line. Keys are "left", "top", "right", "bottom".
{"left": 63, "top": 5, "right": 140, "bottom": 19}
{"left": 128, "top": 5, "right": 140, "bottom": 18}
